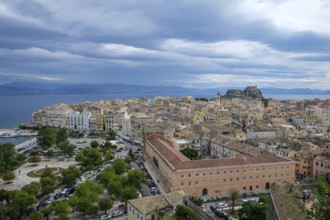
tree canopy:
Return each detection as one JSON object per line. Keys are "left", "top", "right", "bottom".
{"left": 37, "top": 127, "right": 57, "bottom": 149}
{"left": 180, "top": 148, "right": 199, "bottom": 160}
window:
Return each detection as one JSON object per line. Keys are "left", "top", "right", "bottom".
{"left": 256, "top": 185, "right": 259, "bottom": 189}
{"left": 244, "top": 176, "right": 246, "bottom": 180}
{"left": 210, "top": 172, "right": 213, "bottom": 176}
{"left": 237, "top": 177, "right": 240, "bottom": 181}
{"left": 316, "top": 162, "right": 319, "bottom": 166}
{"left": 129, "top": 206, "right": 131, "bottom": 212}
{"left": 181, "top": 182, "right": 184, "bottom": 186}
{"left": 250, "top": 176, "right": 253, "bottom": 180}
{"left": 133, "top": 209, "right": 135, "bottom": 215}
{"left": 196, "top": 173, "right": 199, "bottom": 176}
{"left": 188, "top": 182, "right": 191, "bottom": 186}
{"left": 243, "top": 169, "right": 246, "bottom": 172}
{"left": 224, "top": 171, "right": 226, "bottom": 174}
{"left": 256, "top": 168, "right": 259, "bottom": 171}
{"left": 196, "top": 181, "right": 199, "bottom": 185}
{"left": 243, "top": 186, "right": 246, "bottom": 190}
{"left": 210, "top": 179, "right": 213, "bottom": 184}
{"left": 217, "top": 171, "right": 219, "bottom": 175}
{"left": 188, "top": 174, "right": 191, "bottom": 178}
{"left": 237, "top": 170, "right": 240, "bottom": 173}
{"left": 181, "top": 175, "right": 184, "bottom": 178}
{"left": 230, "top": 170, "right": 233, "bottom": 174}
{"left": 256, "top": 175, "right": 259, "bottom": 179}
{"left": 230, "top": 178, "right": 233, "bottom": 182}
{"left": 137, "top": 213, "right": 139, "bottom": 218}
{"left": 269, "top": 174, "right": 271, "bottom": 178}
{"left": 203, "top": 173, "right": 205, "bottom": 176}
{"left": 223, "top": 178, "right": 226, "bottom": 182}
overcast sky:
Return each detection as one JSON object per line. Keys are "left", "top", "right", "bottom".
{"left": 1, "top": 0, "right": 330, "bottom": 89}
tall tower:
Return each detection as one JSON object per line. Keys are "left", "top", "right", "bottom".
{"left": 217, "top": 91, "right": 221, "bottom": 107}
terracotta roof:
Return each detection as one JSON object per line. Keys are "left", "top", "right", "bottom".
{"left": 128, "top": 191, "right": 185, "bottom": 215}
{"left": 147, "top": 135, "right": 294, "bottom": 171}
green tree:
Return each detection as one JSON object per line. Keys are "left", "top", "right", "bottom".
{"left": 22, "top": 181, "right": 41, "bottom": 197}
{"left": 104, "top": 141, "right": 112, "bottom": 148}
{"left": 228, "top": 190, "right": 240, "bottom": 213}
{"left": 40, "top": 176, "right": 56, "bottom": 197}
{"left": 238, "top": 201, "right": 268, "bottom": 220}
{"left": 112, "top": 158, "right": 128, "bottom": 175}
{"left": 121, "top": 186, "right": 139, "bottom": 202}
{"left": 37, "top": 127, "right": 57, "bottom": 149}
{"left": 28, "top": 155, "right": 41, "bottom": 164}
{"left": 0, "top": 142, "right": 18, "bottom": 173}
{"left": 11, "top": 190, "right": 37, "bottom": 218}
{"left": 175, "top": 205, "right": 192, "bottom": 220}
{"left": 108, "top": 131, "right": 116, "bottom": 140}
{"left": 127, "top": 169, "right": 147, "bottom": 189}
{"left": 98, "top": 198, "right": 113, "bottom": 214}
{"left": 86, "top": 204, "right": 99, "bottom": 218}
{"left": 189, "top": 196, "right": 203, "bottom": 207}
{"left": 97, "top": 167, "right": 116, "bottom": 186}
{"left": 53, "top": 200, "right": 70, "bottom": 219}
{"left": 68, "top": 196, "right": 79, "bottom": 212}
{"left": 76, "top": 148, "right": 103, "bottom": 171}
{"left": 76, "top": 197, "right": 93, "bottom": 216}
{"left": 180, "top": 148, "right": 199, "bottom": 160}
{"left": 2, "top": 170, "right": 15, "bottom": 182}
{"left": 75, "top": 181, "right": 103, "bottom": 202}
{"left": 90, "top": 140, "right": 99, "bottom": 148}
{"left": 41, "top": 167, "right": 56, "bottom": 179}
{"left": 26, "top": 211, "right": 43, "bottom": 220}
{"left": 58, "top": 141, "right": 76, "bottom": 157}
{"left": 61, "top": 165, "right": 81, "bottom": 186}
{"left": 56, "top": 128, "right": 68, "bottom": 146}
{"left": 41, "top": 205, "right": 54, "bottom": 220}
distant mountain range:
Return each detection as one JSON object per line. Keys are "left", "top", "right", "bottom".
{"left": 0, "top": 82, "right": 329, "bottom": 96}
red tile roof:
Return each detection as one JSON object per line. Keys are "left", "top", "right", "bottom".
{"left": 147, "top": 135, "right": 293, "bottom": 171}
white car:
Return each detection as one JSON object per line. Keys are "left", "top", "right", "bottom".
{"left": 99, "top": 215, "right": 111, "bottom": 220}
{"left": 217, "top": 202, "right": 228, "bottom": 208}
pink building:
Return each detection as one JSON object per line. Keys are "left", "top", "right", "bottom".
{"left": 313, "top": 143, "right": 330, "bottom": 175}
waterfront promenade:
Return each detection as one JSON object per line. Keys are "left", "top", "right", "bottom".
{"left": 0, "top": 129, "right": 37, "bottom": 137}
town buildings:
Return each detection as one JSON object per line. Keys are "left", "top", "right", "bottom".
{"left": 31, "top": 89, "right": 330, "bottom": 183}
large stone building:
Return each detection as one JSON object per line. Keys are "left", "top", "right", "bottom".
{"left": 144, "top": 134, "right": 296, "bottom": 197}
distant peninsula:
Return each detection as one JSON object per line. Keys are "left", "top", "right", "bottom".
{"left": 0, "top": 82, "right": 330, "bottom": 96}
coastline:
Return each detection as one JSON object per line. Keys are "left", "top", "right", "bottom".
{"left": 0, "top": 129, "right": 37, "bottom": 138}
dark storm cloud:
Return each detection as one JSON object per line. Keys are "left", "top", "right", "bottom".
{"left": 0, "top": 0, "right": 329, "bottom": 89}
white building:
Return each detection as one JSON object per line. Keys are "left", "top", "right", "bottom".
{"left": 66, "top": 111, "right": 91, "bottom": 131}
{"left": 122, "top": 112, "right": 131, "bottom": 137}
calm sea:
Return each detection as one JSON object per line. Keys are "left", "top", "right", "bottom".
{"left": 1, "top": 93, "right": 330, "bottom": 145}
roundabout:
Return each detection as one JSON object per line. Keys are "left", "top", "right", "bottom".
{"left": 27, "top": 167, "right": 63, "bottom": 178}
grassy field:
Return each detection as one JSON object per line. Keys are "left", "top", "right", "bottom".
{"left": 271, "top": 182, "right": 308, "bottom": 220}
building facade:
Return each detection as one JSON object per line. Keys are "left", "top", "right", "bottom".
{"left": 144, "top": 134, "right": 296, "bottom": 197}
{"left": 66, "top": 111, "right": 91, "bottom": 131}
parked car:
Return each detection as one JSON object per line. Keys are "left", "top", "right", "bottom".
{"left": 111, "top": 211, "right": 124, "bottom": 218}
{"left": 54, "top": 192, "right": 62, "bottom": 200}
{"left": 45, "top": 197, "right": 54, "bottom": 205}
{"left": 99, "top": 215, "right": 111, "bottom": 220}
{"left": 210, "top": 205, "right": 216, "bottom": 212}
{"left": 214, "top": 210, "right": 225, "bottom": 217}
{"left": 217, "top": 202, "right": 228, "bottom": 208}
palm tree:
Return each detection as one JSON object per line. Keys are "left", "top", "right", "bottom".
{"left": 227, "top": 190, "right": 240, "bottom": 213}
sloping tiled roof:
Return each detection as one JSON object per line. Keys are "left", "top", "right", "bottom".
{"left": 147, "top": 135, "right": 293, "bottom": 171}
{"left": 128, "top": 191, "right": 185, "bottom": 215}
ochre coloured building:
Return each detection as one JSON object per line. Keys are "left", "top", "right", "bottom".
{"left": 143, "top": 134, "right": 296, "bottom": 197}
